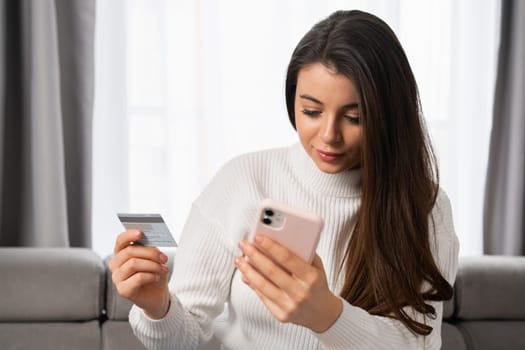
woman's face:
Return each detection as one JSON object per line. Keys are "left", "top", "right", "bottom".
{"left": 294, "top": 63, "right": 363, "bottom": 174}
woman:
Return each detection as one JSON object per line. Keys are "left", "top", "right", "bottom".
{"left": 109, "top": 10, "right": 459, "bottom": 349}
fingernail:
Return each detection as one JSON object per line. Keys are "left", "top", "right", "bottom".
{"left": 238, "top": 241, "right": 246, "bottom": 250}
{"left": 254, "top": 235, "right": 263, "bottom": 244}
{"left": 235, "top": 257, "right": 242, "bottom": 266}
{"left": 162, "top": 264, "right": 169, "bottom": 272}
{"left": 160, "top": 253, "right": 168, "bottom": 263}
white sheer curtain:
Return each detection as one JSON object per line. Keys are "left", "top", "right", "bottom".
{"left": 93, "top": 0, "right": 500, "bottom": 258}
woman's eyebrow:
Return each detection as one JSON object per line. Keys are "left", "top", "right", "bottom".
{"left": 299, "top": 94, "right": 359, "bottom": 109}
{"left": 300, "top": 94, "right": 324, "bottom": 105}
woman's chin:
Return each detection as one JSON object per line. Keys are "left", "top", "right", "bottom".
{"left": 314, "top": 161, "right": 347, "bottom": 174}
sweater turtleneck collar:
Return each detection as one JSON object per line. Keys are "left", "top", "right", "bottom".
{"left": 288, "top": 143, "right": 362, "bottom": 198}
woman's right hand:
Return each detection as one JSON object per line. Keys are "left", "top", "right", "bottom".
{"left": 108, "top": 230, "right": 171, "bottom": 319}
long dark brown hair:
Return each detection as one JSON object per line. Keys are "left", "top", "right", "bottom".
{"left": 285, "top": 10, "right": 453, "bottom": 335}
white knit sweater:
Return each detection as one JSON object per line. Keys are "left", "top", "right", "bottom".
{"left": 129, "top": 143, "right": 459, "bottom": 350}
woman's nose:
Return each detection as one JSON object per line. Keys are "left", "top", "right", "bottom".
{"left": 321, "top": 116, "right": 342, "bottom": 144}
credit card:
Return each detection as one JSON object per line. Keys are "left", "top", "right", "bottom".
{"left": 117, "top": 213, "right": 177, "bottom": 247}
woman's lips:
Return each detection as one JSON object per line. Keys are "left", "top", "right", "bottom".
{"left": 317, "top": 149, "right": 344, "bottom": 162}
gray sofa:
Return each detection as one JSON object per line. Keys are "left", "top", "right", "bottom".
{"left": 0, "top": 248, "right": 524, "bottom": 350}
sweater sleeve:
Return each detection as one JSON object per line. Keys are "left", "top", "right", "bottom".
{"left": 314, "top": 190, "right": 460, "bottom": 350}
{"left": 128, "top": 202, "right": 237, "bottom": 350}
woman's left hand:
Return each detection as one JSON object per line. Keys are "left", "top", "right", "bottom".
{"left": 235, "top": 234, "right": 343, "bottom": 333}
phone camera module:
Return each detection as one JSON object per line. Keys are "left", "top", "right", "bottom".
{"left": 264, "top": 209, "right": 274, "bottom": 217}
{"left": 262, "top": 217, "right": 272, "bottom": 225}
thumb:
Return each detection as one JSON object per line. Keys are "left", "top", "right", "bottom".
{"left": 311, "top": 254, "right": 325, "bottom": 271}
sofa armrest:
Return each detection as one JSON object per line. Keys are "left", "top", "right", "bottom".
{"left": 455, "top": 255, "right": 525, "bottom": 320}
{"left": 0, "top": 247, "right": 105, "bottom": 321}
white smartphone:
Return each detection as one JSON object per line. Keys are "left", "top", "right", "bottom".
{"left": 249, "top": 199, "right": 324, "bottom": 264}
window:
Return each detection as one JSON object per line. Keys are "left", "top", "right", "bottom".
{"left": 93, "top": 0, "right": 500, "bottom": 258}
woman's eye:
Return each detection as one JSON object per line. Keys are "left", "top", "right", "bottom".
{"left": 345, "top": 115, "right": 360, "bottom": 125}
{"left": 302, "top": 109, "right": 321, "bottom": 117}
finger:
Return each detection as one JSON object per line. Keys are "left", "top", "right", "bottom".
{"left": 311, "top": 254, "right": 325, "bottom": 270}
{"left": 115, "top": 272, "right": 162, "bottom": 300}
{"left": 112, "top": 257, "right": 169, "bottom": 284}
{"left": 239, "top": 240, "right": 295, "bottom": 290}
{"left": 235, "top": 255, "right": 285, "bottom": 303}
{"left": 252, "top": 235, "right": 313, "bottom": 278}
{"left": 114, "top": 230, "right": 142, "bottom": 254}
{"left": 109, "top": 244, "right": 167, "bottom": 272}
{"left": 252, "top": 287, "right": 291, "bottom": 324}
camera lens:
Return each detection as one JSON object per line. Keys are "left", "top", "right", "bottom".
{"left": 262, "top": 217, "right": 272, "bottom": 225}
{"left": 264, "top": 209, "right": 274, "bottom": 216}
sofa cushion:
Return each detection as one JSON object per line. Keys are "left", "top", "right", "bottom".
{"left": 458, "top": 321, "right": 525, "bottom": 350}
{"left": 0, "top": 320, "right": 100, "bottom": 350}
{"left": 443, "top": 295, "right": 454, "bottom": 319}
{"left": 441, "top": 322, "right": 467, "bottom": 350}
{"left": 102, "top": 321, "right": 146, "bottom": 350}
{"left": 455, "top": 256, "right": 525, "bottom": 319}
{"left": 0, "top": 248, "right": 105, "bottom": 321}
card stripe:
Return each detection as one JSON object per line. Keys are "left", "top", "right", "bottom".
{"left": 118, "top": 215, "right": 164, "bottom": 223}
